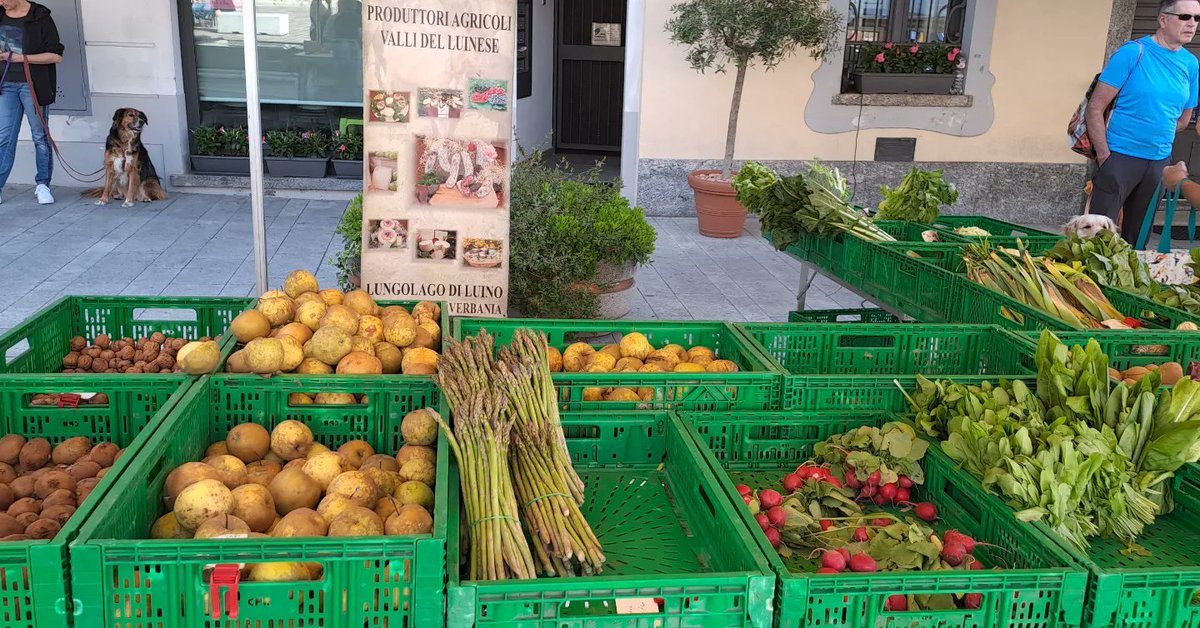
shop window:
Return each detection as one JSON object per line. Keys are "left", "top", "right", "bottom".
{"left": 841, "top": 0, "right": 968, "bottom": 94}
{"left": 186, "top": 0, "right": 362, "bottom": 108}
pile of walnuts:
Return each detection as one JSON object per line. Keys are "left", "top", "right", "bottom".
{"left": 60, "top": 333, "right": 209, "bottom": 374}
{"left": 0, "top": 435, "right": 125, "bottom": 541}
{"left": 30, "top": 393, "right": 109, "bottom": 406}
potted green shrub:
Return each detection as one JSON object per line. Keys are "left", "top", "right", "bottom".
{"left": 190, "top": 125, "right": 250, "bottom": 175}
{"left": 332, "top": 193, "right": 363, "bottom": 289}
{"left": 853, "top": 42, "right": 961, "bottom": 95}
{"left": 264, "top": 129, "right": 330, "bottom": 177}
{"left": 509, "top": 149, "right": 656, "bottom": 319}
{"left": 666, "top": 0, "right": 840, "bottom": 238}
{"left": 331, "top": 130, "right": 363, "bottom": 179}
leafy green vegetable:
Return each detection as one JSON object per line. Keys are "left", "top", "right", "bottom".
{"left": 814, "top": 422, "right": 928, "bottom": 485}
{"left": 875, "top": 167, "right": 958, "bottom": 223}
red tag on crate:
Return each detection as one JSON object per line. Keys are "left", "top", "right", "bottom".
{"left": 56, "top": 394, "right": 82, "bottom": 409}
{"left": 210, "top": 564, "right": 241, "bottom": 619}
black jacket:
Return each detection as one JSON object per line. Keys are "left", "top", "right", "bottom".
{"left": 6, "top": 2, "right": 63, "bottom": 106}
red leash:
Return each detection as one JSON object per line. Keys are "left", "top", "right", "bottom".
{"left": 19, "top": 58, "right": 104, "bottom": 183}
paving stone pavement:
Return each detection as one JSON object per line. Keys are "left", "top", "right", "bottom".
{"left": 0, "top": 185, "right": 879, "bottom": 335}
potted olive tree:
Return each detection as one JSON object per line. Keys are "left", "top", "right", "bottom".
{"left": 666, "top": 0, "right": 840, "bottom": 238}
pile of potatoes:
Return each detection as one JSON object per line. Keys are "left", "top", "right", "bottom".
{"left": 1109, "top": 362, "right": 1187, "bottom": 386}
{"left": 0, "top": 436, "right": 124, "bottom": 541}
{"left": 225, "top": 270, "right": 441, "bottom": 377}
{"left": 151, "top": 409, "right": 440, "bottom": 582}
{"left": 58, "top": 332, "right": 222, "bottom": 375}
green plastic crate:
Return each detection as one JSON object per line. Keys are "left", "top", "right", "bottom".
{"left": 1022, "top": 330, "right": 1200, "bottom": 372}
{"left": 445, "top": 411, "right": 776, "bottom": 627}
{"left": 68, "top": 374, "right": 448, "bottom": 628}
{"left": 783, "top": 223, "right": 958, "bottom": 283}
{"left": 0, "top": 375, "right": 190, "bottom": 628}
{"left": 788, "top": 309, "right": 904, "bottom": 324}
{"left": 931, "top": 216, "right": 1062, "bottom": 242}
{"left": 217, "top": 298, "right": 450, "bottom": 377}
{"left": 681, "top": 410, "right": 1087, "bottom": 628}
{"left": 858, "top": 246, "right": 963, "bottom": 322}
{"left": 0, "top": 296, "right": 252, "bottom": 375}
{"left": 452, "top": 318, "right": 783, "bottom": 411}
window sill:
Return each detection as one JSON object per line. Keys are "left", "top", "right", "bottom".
{"left": 833, "top": 93, "right": 973, "bottom": 108}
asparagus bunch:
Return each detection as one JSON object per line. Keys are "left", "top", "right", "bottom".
{"left": 497, "top": 330, "right": 605, "bottom": 575}
{"left": 435, "top": 335, "right": 537, "bottom": 581}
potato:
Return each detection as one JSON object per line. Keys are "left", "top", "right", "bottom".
{"left": 41, "top": 489, "right": 74, "bottom": 509}
{"left": 150, "top": 512, "right": 192, "bottom": 539}
{"left": 76, "top": 478, "right": 100, "bottom": 502}
{"left": 13, "top": 512, "right": 38, "bottom": 528}
{"left": 0, "top": 513, "right": 23, "bottom": 537}
{"left": 231, "top": 484, "right": 276, "bottom": 533}
{"left": 401, "top": 348, "right": 438, "bottom": 375}
{"left": 321, "top": 305, "right": 361, "bottom": 336}
{"left": 0, "top": 462, "right": 16, "bottom": 484}
{"left": 90, "top": 443, "right": 120, "bottom": 468}
{"left": 164, "top": 463, "right": 223, "bottom": 509}
{"left": 385, "top": 504, "right": 433, "bottom": 535}
{"left": 206, "top": 455, "right": 248, "bottom": 489}
{"left": 7, "top": 497, "right": 41, "bottom": 517}
{"left": 41, "top": 504, "right": 76, "bottom": 526}
{"left": 0, "top": 485, "right": 13, "bottom": 510}
{"left": 319, "top": 289, "right": 344, "bottom": 306}
{"left": 35, "top": 470, "right": 76, "bottom": 499}
{"left": 271, "top": 508, "right": 328, "bottom": 538}
{"left": 278, "top": 336, "right": 305, "bottom": 373}
{"left": 51, "top": 437, "right": 91, "bottom": 466}
{"left": 314, "top": 393, "right": 357, "bottom": 405}
{"left": 269, "top": 468, "right": 322, "bottom": 514}
{"left": 307, "top": 326, "right": 353, "bottom": 366}
{"left": 1, "top": 534, "right": 29, "bottom": 541}
{"left": 270, "top": 420, "right": 314, "bottom": 461}
{"left": 296, "top": 300, "right": 328, "bottom": 332}
{"left": 328, "top": 506, "right": 384, "bottom": 537}
{"left": 326, "top": 471, "right": 379, "bottom": 509}
{"left": 173, "top": 479, "right": 234, "bottom": 530}
{"left": 283, "top": 270, "right": 319, "bottom": 299}
{"left": 288, "top": 393, "right": 315, "bottom": 405}
{"left": 227, "top": 423, "right": 271, "bottom": 463}
{"left": 343, "top": 290, "right": 377, "bottom": 317}
{"left": 1160, "top": 362, "right": 1185, "bottom": 386}
{"left": 257, "top": 297, "right": 296, "bottom": 327}
{"left": 246, "top": 460, "right": 282, "bottom": 487}
{"left": 25, "top": 519, "right": 61, "bottom": 540}
{"left": 194, "top": 514, "right": 251, "bottom": 539}
{"left": 19, "top": 438, "right": 51, "bottom": 470}
{"left": 337, "top": 441, "right": 374, "bottom": 469}
{"left": 383, "top": 315, "right": 418, "bottom": 348}
{"left": 276, "top": 322, "right": 315, "bottom": 346}
{"left": 9, "top": 476, "right": 34, "bottom": 499}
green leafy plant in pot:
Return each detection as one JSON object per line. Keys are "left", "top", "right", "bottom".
{"left": 510, "top": 149, "right": 656, "bottom": 319}
{"left": 332, "top": 193, "right": 363, "bottom": 290}
{"left": 666, "top": 0, "right": 841, "bottom": 238}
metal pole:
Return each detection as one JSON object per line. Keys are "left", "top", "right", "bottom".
{"left": 242, "top": 0, "right": 269, "bottom": 295}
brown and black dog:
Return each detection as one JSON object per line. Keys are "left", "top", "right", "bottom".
{"left": 84, "top": 108, "right": 168, "bottom": 207}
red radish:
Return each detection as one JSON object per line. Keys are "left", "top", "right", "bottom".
{"left": 848, "top": 553, "right": 877, "bottom": 572}
{"left": 821, "top": 550, "right": 847, "bottom": 571}
{"left": 853, "top": 526, "right": 869, "bottom": 542}
{"left": 872, "top": 493, "right": 889, "bottom": 506}
{"left": 898, "top": 476, "right": 914, "bottom": 489}
{"left": 759, "top": 489, "right": 783, "bottom": 510}
{"left": 824, "top": 476, "right": 843, "bottom": 489}
{"left": 867, "top": 470, "right": 882, "bottom": 486}
{"left": 879, "top": 483, "right": 898, "bottom": 501}
{"left": 964, "top": 593, "right": 982, "bottom": 609}
{"left": 782, "top": 473, "right": 803, "bottom": 493}
{"left": 860, "top": 484, "right": 877, "bottom": 498}
{"left": 735, "top": 484, "right": 752, "bottom": 496}
{"left": 871, "top": 518, "right": 892, "bottom": 527}
{"left": 819, "top": 519, "right": 833, "bottom": 531}
{"left": 913, "top": 502, "right": 938, "bottom": 522}
{"left": 838, "top": 548, "right": 851, "bottom": 562}
{"left": 884, "top": 595, "right": 907, "bottom": 611}
{"left": 742, "top": 495, "right": 753, "bottom": 506}
{"left": 754, "top": 513, "right": 771, "bottom": 532}
{"left": 944, "top": 530, "right": 977, "bottom": 554}
{"left": 969, "top": 559, "right": 984, "bottom": 570}
{"left": 764, "top": 527, "right": 782, "bottom": 548}
{"left": 894, "top": 487, "right": 911, "bottom": 504}
{"left": 816, "top": 567, "right": 840, "bottom": 574}
{"left": 941, "top": 542, "right": 967, "bottom": 567}
{"left": 844, "top": 471, "right": 862, "bottom": 489}
{"left": 767, "top": 506, "right": 788, "bottom": 528}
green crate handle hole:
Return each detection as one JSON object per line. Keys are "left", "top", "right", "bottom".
{"left": 54, "top": 598, "right": 82, "bottom": 616}
{"left": 5, "top": 338, "right": 30, "bottom": 367}
{"left": 131, "top": 307, "right": 199, "bottom": 322}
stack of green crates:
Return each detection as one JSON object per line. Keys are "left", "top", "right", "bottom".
{"left": 681, "top": 410, "right": 1087, "bottom": 628}
{"left": 453, "top": 318, "right": 783, "bottom": 411}
{"left": 788, "top": 308, "right": 904, "bottom": 324}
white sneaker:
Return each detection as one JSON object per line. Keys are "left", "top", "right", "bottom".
{"left": 35, "top": 184, "right": 53, "bottom": 205}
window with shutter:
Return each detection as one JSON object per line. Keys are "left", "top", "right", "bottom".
{"left": 841, "top": 0, "right": 968, "bottom": 93}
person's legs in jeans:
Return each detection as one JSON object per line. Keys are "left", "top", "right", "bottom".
{"left": 18, "top": 85, "right": 53, "bottom": 187}
{"left": 0, "top": 83, "right": 27, "bottom": 193}
{"left": 1122, "top": 158, "right": 1171, "bottom": 245}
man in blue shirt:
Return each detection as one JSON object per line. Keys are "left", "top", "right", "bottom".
{"left": 1087, "top": 0, "right": 1200, "bottom": 244}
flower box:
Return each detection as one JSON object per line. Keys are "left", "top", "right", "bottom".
{"left": 332, "top": 159, "right": 362, "bottom": 180}
{"left": 190, "top": 154, "right": 250, "bottom": 175}
{"left": 264, "top": 156, "right": 329, "bottom": 178}
{"left": 855, "top": 72, "right": 956, "bottom": 95}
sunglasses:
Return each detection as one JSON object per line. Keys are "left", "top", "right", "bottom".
{"left": 1165, "top": 12, "right": 1200, "bottom": 22}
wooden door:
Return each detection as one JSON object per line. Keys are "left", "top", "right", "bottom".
{"left": 555, "top": 0, "right": 625, "bottom": 152}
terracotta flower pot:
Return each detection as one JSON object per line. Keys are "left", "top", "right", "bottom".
{"left": 688, "top": 169, "right": 746, "bottom": 239}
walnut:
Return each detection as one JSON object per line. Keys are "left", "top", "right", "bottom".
{"left": 172, "top": 338, "right": 187, "bottom": 350}
{"left": 126, "top": 367, "right": 143, "bottom": 374}
{"left": 104, "top": 368, "right": 118, "bottom": 373}
{"left": 155, "top": 355, "right": 175, "bottom": 370}
{"left": 99, "top": 350, "right": 115, "bottom": 361}
{"left": 150, "top": 332, "right": 166, "bottom": 345}
{"left": 143, "top": 341, "right": 161, "bottom": 356}
{"left": 90, "top": 393, "right": 109, "bottom": 404}
{"left": 62, "top": 353, "right": 79, "bottom": 368}
{"left": 116, "top": 346, "right": 134, "bottom": 360}
{"left": 69, "top": 336, "right": 86, "bottom": 352}
{"left": 94, "top": 334, "right": 111, "bottom": 349}
{"left": 85, "top": 347, "right": 102, "bottom": 359}
{"left": 143, "top": 363, "right": 160, "bottom": 374}
{"left": 92, "top": 358, "right": 108, "bottom": 372}
{"left": 76, "top": 355, "right": 93, "bottom": 370}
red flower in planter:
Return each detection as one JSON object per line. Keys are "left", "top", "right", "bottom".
{"left": 909, "top": 45, "right": 920, "bottom": 53}
{"left": 875, "top": 53, "right": 886, "bottom": 63}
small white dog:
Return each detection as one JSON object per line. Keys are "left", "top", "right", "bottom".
{"left": 1062, "top": 213, "right": 1119, "bottom": 239}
